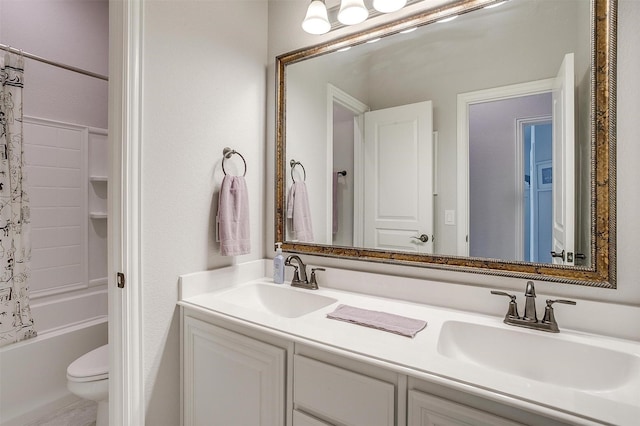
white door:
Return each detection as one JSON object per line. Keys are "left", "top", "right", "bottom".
{"left": 551, "top": 53, "right": 575, "bottom": 265}
{"left": 363, "top": 101, "right": 434, "bottom": 253}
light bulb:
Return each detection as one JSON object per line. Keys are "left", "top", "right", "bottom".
{"left": 373, "top": 0, "right": 407, "bottom": 14}
{"left": 338, "top": 0, "right": 369, "bottom": 25}
{"left": 302, "top": 0, "right": 331, "bottom": 35}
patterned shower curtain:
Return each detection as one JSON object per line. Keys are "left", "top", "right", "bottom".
{"left": 0, "top": 52, "right": 35, "bottom": 347}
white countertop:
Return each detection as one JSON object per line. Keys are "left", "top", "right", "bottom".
{"left": 179, "top": 265, "right": 640, "bottom": 426}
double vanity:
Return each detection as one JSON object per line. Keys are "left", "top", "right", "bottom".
{"left": 178, "top": 260, "right": 640, "bottom": 426}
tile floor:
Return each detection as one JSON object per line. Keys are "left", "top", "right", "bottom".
{"left": 25, "top": 400, "right": 97, "bottom": 426}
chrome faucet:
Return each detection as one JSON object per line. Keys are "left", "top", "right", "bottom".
{"left": 284, "top": 255, "right": 324, "bottom": 290}
{"left": 491, "top": 281, "right": 576, "bottom": 333}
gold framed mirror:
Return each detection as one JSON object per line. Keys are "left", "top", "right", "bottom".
{"left": 275, "top": 0, "right": 616, "bottom": 288}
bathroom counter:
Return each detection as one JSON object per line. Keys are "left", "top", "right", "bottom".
{"left": 178, "top": 264, "right": 640, "bottom": 425}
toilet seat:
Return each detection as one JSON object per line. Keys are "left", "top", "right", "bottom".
{"left": 67, "top": 344, "right": 109, "bottom": 382}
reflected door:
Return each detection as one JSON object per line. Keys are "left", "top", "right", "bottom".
{"left": 363, "top": 101, "right": 434, "bottom": 253}
{"left": 551, "top": 53, "right": 576, "bottom": 265}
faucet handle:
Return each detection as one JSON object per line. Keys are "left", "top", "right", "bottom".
{"left": 546, "top": 299, "right": 577, "bottom": 306}
{"left": 491, "top": 291, "right": 520, "bottom": 319}
{"left": 309, "top": 268, "right": 325, "bottom": 290}
{"left": 289, "top": 265, "right": 300, "bottom": 283}
{"left": 542, "top": 299, "right": 576, "bottom": 332}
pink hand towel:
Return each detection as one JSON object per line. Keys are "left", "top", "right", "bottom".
{"left": 286, "top": 181, "right": 314, "bottom": 242}
{"left": 326, "top": 304, "right": 427, "bottom": 338}
{"left": 217, "top": 175, "right": 250, "bottom": 256}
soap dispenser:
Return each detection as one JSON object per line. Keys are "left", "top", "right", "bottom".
{"left": 273, "top": 242, "right": 285, "bottom": 284}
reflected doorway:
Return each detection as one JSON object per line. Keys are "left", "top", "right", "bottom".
{"left": 467, "top": 91, "right": 553, "bottom": 262}
{"left": 522, "top": 120, "right": 553, "bottom": 263}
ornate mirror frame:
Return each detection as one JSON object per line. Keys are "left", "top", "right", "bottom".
{"left": 275, "top": 0, "right": 617, "bottom": 288}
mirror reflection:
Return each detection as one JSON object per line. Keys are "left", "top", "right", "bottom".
{"left": 284, "top": 0, "right": 591, "bottom": 266}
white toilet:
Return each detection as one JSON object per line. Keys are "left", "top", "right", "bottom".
{"left": 67, "top": 344, "right": 109, "bottom": 426}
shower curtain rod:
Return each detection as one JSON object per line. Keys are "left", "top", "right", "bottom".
{"left": 0, "top": 43, "right": 108, "bottom": 81}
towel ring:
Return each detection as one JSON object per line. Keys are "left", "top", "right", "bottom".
{"left": 222, "top": 147, "right": 247, "bottom": 177}
{"left": 290, "top": 159, "right": 306, "bottom": 183}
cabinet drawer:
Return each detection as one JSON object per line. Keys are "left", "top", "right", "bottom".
{"left": 293, "top": 410, "right": 333, "bottom": 426}
{"left": 294, "top": 355, "right": 395, "bottom": 426}
{"left": 408, "top": 390, "right": 524, "bottom": 426}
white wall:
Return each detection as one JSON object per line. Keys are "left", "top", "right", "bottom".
{"left": 0, "top": 0, "right": 108, "bottom": 129}
{"left": 267, "top": 0, "right": 640, "bottom": 308}
{"left": 140, "top": 1, "right": 268, "bottom": 423}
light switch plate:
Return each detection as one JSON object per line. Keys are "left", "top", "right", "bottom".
{"left": 445, "top": 210, "right": 455, "bottom": 225}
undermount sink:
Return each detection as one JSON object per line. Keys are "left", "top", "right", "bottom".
{"left": 214, "top": 283, "right": 338, "bottom": 318}
{"left": 437, "top": 320, "right": 640, "bottom": 391}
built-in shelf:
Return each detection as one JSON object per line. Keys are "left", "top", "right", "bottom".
{"left": 89, "top": 212, "right": 108, "bottom": 219}
{"left": 89, "top": 176, "right": 108, "bottom": 182}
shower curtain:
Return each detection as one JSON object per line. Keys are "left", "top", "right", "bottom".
{"left": 0, "top": 52, "right": 35, "bottom": 347}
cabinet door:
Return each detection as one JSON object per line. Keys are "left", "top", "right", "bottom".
{"left": 183, "top": 316, "right": 286, "bottom": 426}
{"left": 408, "top": 390, "right": 524, "bottom": 426}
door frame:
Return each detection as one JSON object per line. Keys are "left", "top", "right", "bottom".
{"left": 326, "top": 84, "right": 368, "bottom": 245}
{"left": 516, "top": 115, "right": 552, "bottom": 261}
{"left": 456, "top": 78, "right": 554, "bottom": 257}
{"left": 108, "top": 1, "right": 145, "bottom": 425}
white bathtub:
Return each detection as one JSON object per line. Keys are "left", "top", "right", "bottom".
{"left": 0, "top": 289, "right": 108, "bottom": 426}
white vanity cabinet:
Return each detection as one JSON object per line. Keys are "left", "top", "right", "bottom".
{"left": 182, "top": 313, "right": 288, "bottom": 426}
{"left": 181, "top": 308, "right": 571, "bottom": 426}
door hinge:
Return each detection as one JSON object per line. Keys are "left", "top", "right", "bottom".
{"left": 117, "top": 272, "right": 126, "bottom": 288}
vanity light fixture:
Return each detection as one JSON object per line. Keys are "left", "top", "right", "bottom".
{"left": 302, "top": 0, "right": 332, "bottom": 35}
{"left": 303, "top": 0, "right": 418, "bottom": 35}
{"left": 373, "top": 0, "right": 407, "bottom": 13}
{"left": 338, "top": 0, "right": 369, "bottom": 25}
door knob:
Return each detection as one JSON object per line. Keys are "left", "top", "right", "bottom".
{"left": 411, "top": 234, "right": 429, "bottom": 243}
{"left": 550, "top": 250, "right": 565, "bottom": 261}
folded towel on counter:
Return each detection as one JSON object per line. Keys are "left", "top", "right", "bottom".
{"left": 217, "top": 175, "right": 250, "bottom": 256}
{"left": 326, "top": 304, "right": 427, "bottom": 338}
{"left": 287, "top": 181, "right": 314, "bottom": 242}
